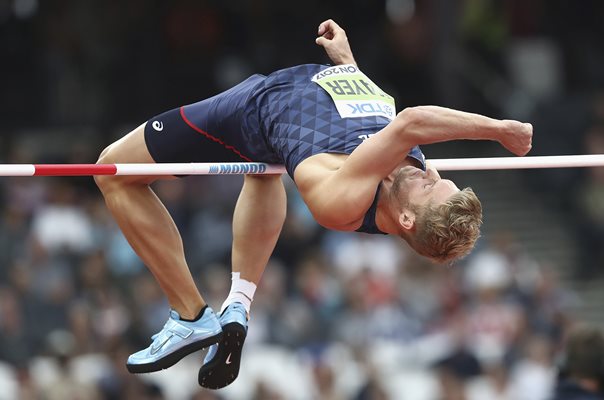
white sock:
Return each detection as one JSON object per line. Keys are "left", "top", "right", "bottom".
{"left": 221, "top": 272, "right": 257, "bottom": 313}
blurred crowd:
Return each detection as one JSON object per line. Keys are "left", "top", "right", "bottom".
{"left": 0, "top": 0, "right": 603, "bottom": 399}
{"left": 0, "top": 173, "right": 585, "bottom": 399}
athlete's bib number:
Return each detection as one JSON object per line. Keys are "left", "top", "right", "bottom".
{"left": 311, "top": 64, "right": 396, "bottom": 121}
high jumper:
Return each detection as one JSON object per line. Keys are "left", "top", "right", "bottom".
{"left": 92, "top": 19, "right": 532, "bottom": 389}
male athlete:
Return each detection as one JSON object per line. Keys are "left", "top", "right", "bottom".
{"left": 95, "top": 19, "right": 532, "bottom": 389}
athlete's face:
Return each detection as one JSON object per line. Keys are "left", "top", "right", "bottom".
{"left": 393, "top": 166, "right": 459, "bottom": 210}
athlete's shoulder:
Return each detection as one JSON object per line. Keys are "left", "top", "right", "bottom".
{"left": 293, "top": 153, "right": 378, "bottom": 230}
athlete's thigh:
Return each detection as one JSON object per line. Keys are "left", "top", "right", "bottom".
{"left": 101, "top": 123, "right": 155, "bottom": 163}
{"left": 243, "top": 173, "right": 285, "bottom": 190}
{"left": 98, "top": 122, "right": 167, "bottom": 184}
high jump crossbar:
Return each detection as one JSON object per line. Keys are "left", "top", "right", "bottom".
{"left": 0, "top": 154, "right": 603, "bottom": 176}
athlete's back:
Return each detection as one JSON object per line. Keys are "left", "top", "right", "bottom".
{"left": 252, "top": 64, "right": 394, "bottom": 176}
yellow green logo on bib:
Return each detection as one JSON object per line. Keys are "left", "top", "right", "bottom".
{"left": 311, "top": 64, "right": 396, "bottom": 120}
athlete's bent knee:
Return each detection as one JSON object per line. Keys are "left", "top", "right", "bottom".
{"left": 94, "top": 145, "right": 115, "bottom": 189}
{"left": 95, "top": 142, "right": 159, "bottom": 190}
{"left": 94, "top": 143, "right": 141, "bottom": 190}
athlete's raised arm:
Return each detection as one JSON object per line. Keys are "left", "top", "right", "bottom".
{"left": 338, "top": 105, "right": 533, "bottom": 182}
{"left": 295, "top": 106, "right": 532, "bottom": 228}
{"left": 315, "top": 19, "right": 357, "bottom": 66}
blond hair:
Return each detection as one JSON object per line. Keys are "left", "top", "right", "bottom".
{"left": 409, "top": 187, "right": 482, "bottom": 264}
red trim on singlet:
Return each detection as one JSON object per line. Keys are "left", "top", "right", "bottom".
{"left": 179, "top": 107, "right": 252, "bottom": 162}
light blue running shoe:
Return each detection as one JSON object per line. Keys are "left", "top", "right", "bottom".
{"left": 127, "top": 307, "right": 222, "bottom": 374}
{"left": 198, "top": 302, "right": 248, "bottom": 389}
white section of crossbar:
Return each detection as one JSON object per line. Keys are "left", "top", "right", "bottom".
{"left": 428, "top": 155, "right": 604, "bottom": 171}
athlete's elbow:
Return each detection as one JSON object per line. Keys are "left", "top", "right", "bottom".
{"left": 395, "top": 107, "right": 430, "bottom": 144}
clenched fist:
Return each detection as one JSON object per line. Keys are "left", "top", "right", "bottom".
{"left": 315, "top": 19, "right": 357, "bottom": 66}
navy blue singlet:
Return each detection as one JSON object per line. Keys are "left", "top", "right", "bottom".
{"left": 144, "top": 64, "right": 426, "bottom": 234}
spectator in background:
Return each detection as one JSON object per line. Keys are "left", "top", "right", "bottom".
{"left": 552, "top": 325, "right": 604, "bottom": 400}
{"left": 508, "top": 335, "right": 556, "bottom": 400}
{"left": 573, "top": 123, "right": 604, "bottom": 278}
{"left": 433, "top": 347, "right": 482, "bottom": 400}
{"left": 30, "top": 180, "right": 94, "bottom": 255}
{"left": 40, "top": 330, "right": 101, "bottom": 400}
{"left": 462, "top": 249, "right": 524, "bottom": 365}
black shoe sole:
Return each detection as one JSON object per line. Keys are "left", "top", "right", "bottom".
{"left": 198, "top": 322, "right": 247, "bottom": 389}
{"left": 127, "top": 332, "right": 223, "bottom": 374}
